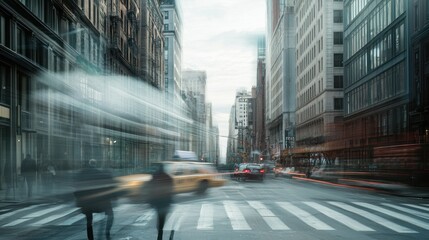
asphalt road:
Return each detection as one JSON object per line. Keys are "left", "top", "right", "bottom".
{"left": 1, "top": 174, "right": 428, "bottom": 240}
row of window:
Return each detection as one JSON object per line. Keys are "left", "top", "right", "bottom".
{"left": 0, "top": 10, "right": 103, "bottom": 71}
{"left": 345, "top": 21, "right": 406, "bottom": 87}
{"left": 0, "top": 63, "right": 33, "bottom": 112}
{"left": 296, "top": 117, "right": 324, "bottom": 141}
{"left": 345, "top": 0, "right": 370, "bottom": 25}
{"left": 345, "top": 0, "right": 404, "bottom": 60}
{"left": 345, "top": 105, "right": 407, "bottom": 139}
{"left": 345, "top": 61, "right": 406, "bottom": 115}
{"left": 297, "top": 95, "right": 343, "bottom": 125}
{"left": 297, "top": 74, "right": 344, "bottom": 112}
{"left": 0, "top": 65, "right": 10, "bottom": 106}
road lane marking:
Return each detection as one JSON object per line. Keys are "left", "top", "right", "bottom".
{"left": 223, "top": 201, "right": 251, "bottom": 230}
{"left": 31, "top": 208, "right": 79, "bottom": 226}
{"left": 354, "top": 202, "right": 429, "bottom": 230}
{"left": 305, "top": 202, "right": 374, "bottom": 231}
{"left": 58, "top": 214, "right": 85, "bottom": 225}
{"left": 25, "top": 204, "right": 67, "bottom": 218}
{"left": 0, "top": 209, "right": 10, "bottom": 213}
{"left": 197, "top": 204, "right": 213, "bottom": 230}
{"left": 0, "top": 204, "right": 45, "bottom": 221}
{"left": 277, "top": 202, "right": 334, "bottom": 230}
{"left": 3, "top": 218, "right": 30, "bottom": 227}
{"left": 247, "top": 201, "right": 289, "bottom": 230}
{"left": 328, "top": 201, "right": 417, "bottom": 233}
{"left": 402, "top": 204, "right": 429, "bottom": 213}
{"left": 3, "top": 204, "right": 66, "bottom": 227}
{"left": 133, "top": 209, "right": 155, "bottom": 226}
{"left": 382, "top": 203, "right": 429, "bottom": 220}
{"left": 164, "top": 204, "right": 190, "bottom": 231}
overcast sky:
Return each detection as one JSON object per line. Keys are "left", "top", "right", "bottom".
{"left": 181, "top": 0, "right": 267, "bottom": 163}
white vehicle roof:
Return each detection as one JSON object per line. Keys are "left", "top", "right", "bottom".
{"left": 172, "top": 150, "right": 198, "bottom": 161}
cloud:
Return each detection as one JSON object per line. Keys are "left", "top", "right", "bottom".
{"left": 181, "top": 0, "right": 266, "bottom": 162}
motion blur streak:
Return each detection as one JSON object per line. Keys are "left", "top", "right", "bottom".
{"left": 33, "top": 71, "right": 193, "bottom": 144}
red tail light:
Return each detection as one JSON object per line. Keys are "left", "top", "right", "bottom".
{"left": 259, "top": 169, "right": 265, "bottom": 173}
{"left": 243, "top": 169, "right": 251, "bottom": 173}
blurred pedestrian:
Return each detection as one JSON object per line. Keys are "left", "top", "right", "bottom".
{"left": 44, "top": 161, "right": 57, "bottom": 193}
{"left": 21, "top": 154, "right": 37, "bottom": 198}
{"left": 74, "top": 159, "right": 118, "bottom": 240}
{"left": 147, "top": 164, "right": 174, "bottom": 240}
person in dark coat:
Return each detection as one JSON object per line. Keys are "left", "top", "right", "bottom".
{"left": 74, "top": 159, "right": 117, "bottom": 240}
{"left": 147, "top": 164, "right": 174, "bottom": 240}
{"left": 21, "top": 154, "right": 37, "bottom": 198}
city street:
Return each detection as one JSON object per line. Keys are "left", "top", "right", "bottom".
{"left": 1, "top": 175, "right": 428, "bottom": 240}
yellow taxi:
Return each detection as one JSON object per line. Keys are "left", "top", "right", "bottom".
{"left": 116, "top": 152, "right": 226, "bottom": 202}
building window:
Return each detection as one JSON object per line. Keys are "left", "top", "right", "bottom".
{"left": 334, "top": 76, "right": 343, "bottom": 88}
{"left": 334, "top": 32, "right": 343, "bottom": 45}
{"left": 334, "top": 10, "right": 343, "bottom": 23}
{"left": 0, "top": 64, "right": 10, "bottom": 105}
{"left": 427, "top": 1, "right": 429, "bottom": 21}
{"left": 35, "top": 38, "right": 48, "bottom": 68}
{"left": 164, "top": 24, "right": 168, "bottom": 31}
{"left": 334, "top": 98, "right": 343, "bottom": 110}
{"left": 164, "top": 11, "right": 169, "bottom": 19}
{"left": 0, "top": 15, "right": 5, "bottom": 45}
{"left": 17, "top": 72, "right": 30, "bottom": 111}
{"left": 16, "top": 26, "right": 30, "bottom": 58}
{"left": 334, "top": 53, "right": 343, "bottom": 67}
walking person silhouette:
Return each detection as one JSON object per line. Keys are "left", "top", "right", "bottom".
{"left": 147, "top": 164, "right": 174, "bottom": 240}
{"left": 74, "top": 159, "right": 117, "bottom": 240}
{"left": 21, "top": 154, "right": 37, "bottom": 198}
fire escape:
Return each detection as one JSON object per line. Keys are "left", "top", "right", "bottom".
{"left": 106, "top": 0, "right": 140, "bottom": 76}
{"left": 107, "top": 3, "right": 121, "bottom": 71}
{"left": 127, "top": 0, "right": 139, "bottom": 74}
{"left": 141, "top": 3, "right": 163, "bottom": 88}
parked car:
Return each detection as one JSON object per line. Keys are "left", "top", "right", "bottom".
{"left": 262, "top": 162, "right": 276, "bottom": 174}
{"left": 276, "top": 167, "right": 295, "bottom": 178}
{"left": 233, "top": 163, "right": 265, "bottom": 181}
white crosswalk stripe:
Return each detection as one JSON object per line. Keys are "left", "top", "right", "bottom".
{"left": 247, "top": 201, "right": 289, "bottom": 230}
{"left": 0, "top": 200, "right": 428, "bottom": 235}
{"left": 382, "top": 203, "right": 429, "bottom": 220}
{"left": 30, "top": 208, "right": 79, "bottom": 226}
{"left": 305, "top": 202, "right": 374, "bottom": 231}
{"left": 133, "top": 209, "right": 156, "bottom": 227}
{"left": 0, "top": 204, "right": 45, "bottom": 221}
{"left": 3, "top": 204, "right": 66, "bottom": 227}
{"left": 328, "top": 201, "right": 417, "bottom": 233}
{"left": 197, "top": 203, "right": 214, "bottom": 230}
{"left": 354, "top": 202, "right": 429, "bottom": 230}
{"left": 276, "top": 202, "right": 334, "bottom": 230}
{"left": 58, "top": 214, "right": 85, "bottom": 226}
{"left": 402, "top": 204, "right": 429, "bottom": 213}
{"left": 164, "top": 204, "right": 190, "bottom": 231}
{"left": 223, "top": 201, "right": 251, "bottom": 230}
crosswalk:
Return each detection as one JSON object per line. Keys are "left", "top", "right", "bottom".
{"left": 1, "top": 200, "right": 429, "bottom": 234}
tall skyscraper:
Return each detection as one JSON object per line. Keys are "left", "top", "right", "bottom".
{"left": 265, "top": 0, "right": 296, "bottom": 161}
{"left": 295, "top": 0, "right": 344, "bottom": 149}
{"left": 343, "top": 0, "right": 408, "bottom": 162}
{"left": 161, "top": 0, "right": 183, "bottom": 98}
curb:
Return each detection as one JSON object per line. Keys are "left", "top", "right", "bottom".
{"left": 293, "top": 176, "right": 429, "bottom": 199}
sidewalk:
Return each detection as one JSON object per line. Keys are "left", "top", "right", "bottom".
{"left": 337, "top": 178, "right": 429, "bottom": 198}
{"left": 0, "top": 168, "right": 139, "bottom": 208}
{"left": 0, "top": 171, "right": 75, "bottom": 208}
{"left": 292, "top": 175, "right": 429, "bottom": 199}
